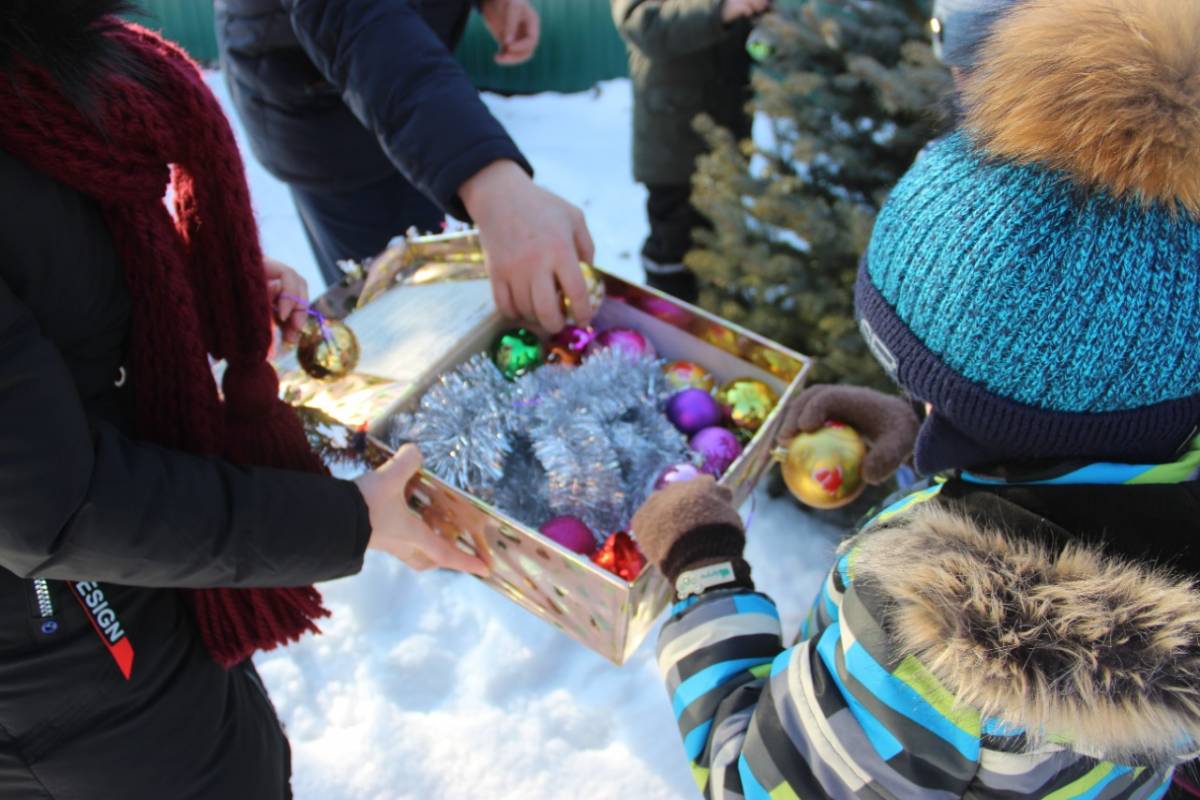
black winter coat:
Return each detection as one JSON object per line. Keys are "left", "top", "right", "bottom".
{"left": 215, "top": 0, "right": 531, "bottom": 217}
{"left": 0, "top": 143, "right": 371, "bottom": 797}
{"left": 612, "top": 0, "right": 752, "bottom": 186}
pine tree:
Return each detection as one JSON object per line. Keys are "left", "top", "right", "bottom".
{"left": 688, "top": 0, "right": 951, "bottom": 389}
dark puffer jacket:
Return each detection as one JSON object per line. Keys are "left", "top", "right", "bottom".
{"left": 215, "top": 0, "right": 531, "bottom": 218}
{"left": 612, "top": 0, "right": 753, "bottom": 186}
{"left": 0, "top": 140, "right": 370, "bottom": 797}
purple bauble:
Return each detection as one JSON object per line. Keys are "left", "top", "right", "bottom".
{"left": 666, "top": 388, "right": 723, "bottom": 434}
{"left": 550, "top": 325, "right": 596, "bottom": 355}
{"left": 587, "top": 327, "right": 656, "bottom": 359}
{"left": 690, "top": 427, "right": 743, "bottom": 477}
{"left": 653, "top": 462, "right": 704, "bottom": 490}
{"left": 539, "top": 516, "right": 598, "bottom": 556}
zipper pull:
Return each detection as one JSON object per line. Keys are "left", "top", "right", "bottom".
{"left": 31, "top": 578, "right": 58, "bottom": 635}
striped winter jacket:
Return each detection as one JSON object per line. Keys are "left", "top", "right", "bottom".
{"left": 658, "top": 479, "right": 1200, "bottom": 799}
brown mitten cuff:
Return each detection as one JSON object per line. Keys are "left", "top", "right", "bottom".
{"left": 631, "top": 476, "right": 744, "bottom": 569}
{"left": 659, "top": 524, "right": 747, "bottom": 586}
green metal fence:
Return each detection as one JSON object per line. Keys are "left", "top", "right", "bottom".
{"left": 127, "top": 1, "right": 219, "bottom": 63}
{"left": 128, "top": 0, "right": 629, "bottom": 93}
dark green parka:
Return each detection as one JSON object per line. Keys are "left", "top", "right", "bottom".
{"left": 612, "top": 0, "right": 753, "bottom": 186}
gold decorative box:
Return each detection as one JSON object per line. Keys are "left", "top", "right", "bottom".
{"left": 278, "top": 231, "right": 811, "bottom": 664}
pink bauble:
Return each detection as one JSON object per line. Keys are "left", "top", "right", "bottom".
{"left": 587, "top": 328, "right": 655, "bottom": 359}
{"left": 690, "top": 427, "right": 743, "bottom": 477}
{"left": 666, "top": 388, "right": 723, "bottom": 434}
{"left": 550, "top": 325, "right": 596, "bottom": 355}
{"left": 539, "top": 516, "right": 597, "bottom": 556}
{"left": 653, "top": 462, "right": 703, "bottom": 490}
{"left": 633, "top": 294, "right": 692, "bottom": 327}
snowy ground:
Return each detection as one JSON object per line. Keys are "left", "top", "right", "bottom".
{"left": 209, "top": 74, "right": 844, "bottom": 800}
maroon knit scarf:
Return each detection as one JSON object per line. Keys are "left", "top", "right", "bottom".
{"left": 0, "top": 21, "right": 330, "bottom": 667}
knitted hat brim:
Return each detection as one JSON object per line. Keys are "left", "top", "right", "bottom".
{"left": 855, "top": 266, "right": 1200, "bottom": 474}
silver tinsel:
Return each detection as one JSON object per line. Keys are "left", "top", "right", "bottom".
{"left": 388, "top": 345, "right": 690, "bottom": 538}
{"left": 389, "top": 354, "right": 514, "bottom": 499}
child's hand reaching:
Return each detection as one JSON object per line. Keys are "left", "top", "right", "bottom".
{"left": 721, "top": 0, "right": 770, "bottom": 23}
{"left": 632, "top": 476, "right": 747, "bottom": 594}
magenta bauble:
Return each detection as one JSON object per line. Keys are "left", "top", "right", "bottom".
{"left": 586, "top": 328, "right": 655, "bottom": 359}
{"left": 653, "top": 462, "right": 704, "bottom": 491}
{"left": 666, "top": 388, "right": 723, "bottom": 434}
{"left": 633, "top": 294, "right": 691, "bottom": 327}
{"left": 690, "top": 427, "right": 743, "bottom": 477}
{"left": 539, "top": 516, "right": 597, "bottom": 556}
{"left": 550, "top": 325, "right": 596, "bottom": 355}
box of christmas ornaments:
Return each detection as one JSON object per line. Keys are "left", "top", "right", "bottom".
{"left": 276, "top": 230, "right": 811, "bottom": 665}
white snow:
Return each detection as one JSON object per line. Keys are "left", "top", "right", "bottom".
{"left": 209, "top": 73, "right": 844, "bottom": 800}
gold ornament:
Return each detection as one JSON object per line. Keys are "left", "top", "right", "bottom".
{"left": 774, "top": 423, "right": 866, "bottom": 510}
{"left": 717, "top": 378, "right": 779, "bottom": 431}
{"left": 663, "top": 360, "right": 716, "bottom": 393}
{"left": 298, "top": 317, "right": 360, "bottom": 381}
{"left": 562, "top": 263, "right": 606, "bottom": 323}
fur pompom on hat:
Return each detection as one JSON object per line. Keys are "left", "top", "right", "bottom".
{"left": 962, "top": 0, "right": 1200, "bottom": 214}
{"left": 857, "top": 0, "right": 1200, "bottom": 475}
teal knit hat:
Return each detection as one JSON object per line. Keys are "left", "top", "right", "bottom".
{"left": 858, "top": 0, "right": 1200, "bottom": 473}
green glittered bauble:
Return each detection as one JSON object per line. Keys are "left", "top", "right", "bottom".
{"left": 746, "top": 30, "right": 775, "bottom": 63}
{"left": 490, "top": 328, "right": 545, "bottom": 380}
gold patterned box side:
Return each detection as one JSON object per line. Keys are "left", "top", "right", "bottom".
{"left": 279, "top": 231, "right": 811, "bottom": 665}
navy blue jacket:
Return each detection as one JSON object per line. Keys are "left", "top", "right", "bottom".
{"left": 215, "top": 0, "right": 531, "bottom": 218}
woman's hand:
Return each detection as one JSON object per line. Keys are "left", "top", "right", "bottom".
{"left": 777, "top": 385, "right": 921, "bottom": 484}
{"left": 264, "top": 256, "right": 309, "bottom": 347}
{"left": 355, "top": 445, "right": 490, "bottom": 577}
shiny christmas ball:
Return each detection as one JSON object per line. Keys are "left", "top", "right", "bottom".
{"left": 663, "top": 360, "right": 716, "bottom": 394}
{"left": 297, "top": 317, "right": 360, "bottom": 380}
{"left": 633, "top": 293, "right": 691, "bottom": 327}
{"left": 539, "top": 516, "right": 597, "bottom": 556}
{"left": 545, "top": 344, "right": 581, "bottom": 367}
{"left": 666, "top": 388, "right": 723, "bottom": 434}
{"left": 586, "top": 328, "right": 655, "bottom": 360}
{"left": 653, "top": 462, "right": 703, "bottom": 491}
{"left": 717, "top": 378, "right": 779, "bottom": 432}
{"left": 490, "top": 328, "right": 544, "bottom": 380}
{"left": 591, "top": 531, "right": 647, "bottom": 582}
{"left": 562, "top": 262, "right": 606, "bottom": 324}
{"left": 777, "top": 422, "right": 866, "bottom": 510}
{"left": 747, "top": 29, "right": 776, "bottom": 63}
{"left": 550, "top": 325, "right": 596, "bottom": 356}
{"left": 690, "top": 426, "right": 743, "bottom": 477}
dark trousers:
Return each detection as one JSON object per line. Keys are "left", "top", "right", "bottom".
{"left": 291, "top": 172, "right": 446, "bottom": 287}
{"left": 641, "top": 184, "right": 706, "bottom": 304}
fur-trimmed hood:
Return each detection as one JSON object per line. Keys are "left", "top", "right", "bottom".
{"left": 851, "top": 501, "right": 1200, "bottom": 764}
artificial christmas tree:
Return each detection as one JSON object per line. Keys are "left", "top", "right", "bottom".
{"left": 687, "top": 0, "right": 951, "bottom": 388}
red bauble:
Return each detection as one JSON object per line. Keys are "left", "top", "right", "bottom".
{"left": 590, "top": 531, "right": 647, "bottom": 582}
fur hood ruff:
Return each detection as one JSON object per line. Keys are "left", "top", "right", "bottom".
{"left": 852, "top": 503, "right": 1200, "bottom": 764}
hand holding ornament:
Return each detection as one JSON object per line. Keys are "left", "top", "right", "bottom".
{"left": 355, "top": 445, "right": 490, "bottom": 577}
{"left": 264, "top": 256, "right": 309, "bottom": 347}
{"left": 777, "top": 385, "right": 919, "bottom": 485}
{"left": 459, "top": 159, "right": 595, "bottom": 334}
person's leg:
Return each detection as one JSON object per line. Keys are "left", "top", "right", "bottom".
{"left": 641, "top": 184, "right": 703, "bottom": 304}
{"left": 290, "top": 172, "right": 446, "bottom": 287}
